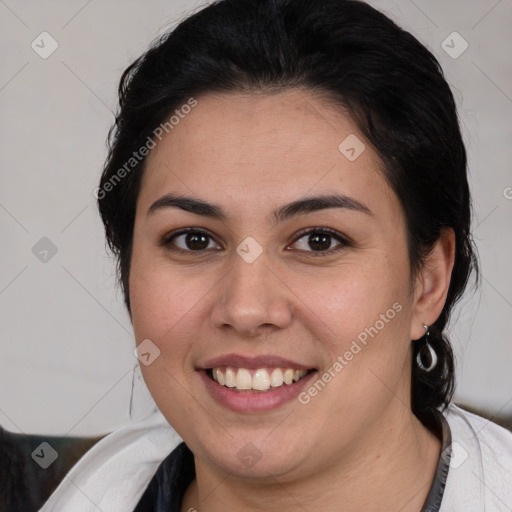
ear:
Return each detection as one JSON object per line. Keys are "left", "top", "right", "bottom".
{"left": 410, "top": 227, "right": 456, "bottom": 341}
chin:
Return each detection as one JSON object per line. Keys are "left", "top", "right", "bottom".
{"left": 190, "top": 428, "right": 313, "bottom": 482}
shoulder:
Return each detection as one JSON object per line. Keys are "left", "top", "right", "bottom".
{"left": 39, "top": 409, "right": 183, "bottom": 511}
{"left": 445, "top": 403, "right": 512, "bottom": 469}
{"left": 440, "top": 403, "right": 512, "bottom": 511}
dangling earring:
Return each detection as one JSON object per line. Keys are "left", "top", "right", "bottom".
{"left": 416, "top": 323, "right": 438, "bottom": 372}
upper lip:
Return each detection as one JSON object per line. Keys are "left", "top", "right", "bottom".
{"left": 198, "top": 353, "right": 315, "bottom": 370}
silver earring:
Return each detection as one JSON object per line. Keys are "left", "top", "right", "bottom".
{"left": 416, "top": 324, "right": 437, "bottom": 372}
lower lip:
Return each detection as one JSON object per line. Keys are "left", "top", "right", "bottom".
{"left": 199, "top": 370, "right": 317, "bottom": 412}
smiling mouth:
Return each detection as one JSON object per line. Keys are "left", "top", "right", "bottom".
{"left": 206, "top": 366, "right": 316, "bottom": 392}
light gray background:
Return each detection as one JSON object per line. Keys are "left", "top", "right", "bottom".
{"left": 0, "top": 0, "right": 511, "bottom": 436}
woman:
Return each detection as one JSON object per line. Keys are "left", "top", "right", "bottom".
{"left": 40, "top": 0, "right": 512, "bottom": 510}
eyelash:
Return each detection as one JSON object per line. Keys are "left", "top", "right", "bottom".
{"left": 159, "top": 227, "right": 352, "bottom": 257}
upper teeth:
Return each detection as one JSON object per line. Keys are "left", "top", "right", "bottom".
{"left": 211, "top": 367, "right": 308, "bottom": 391}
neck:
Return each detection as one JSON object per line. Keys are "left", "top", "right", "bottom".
{"left": 182, "top": 404, "right": 441, "bottom": 512}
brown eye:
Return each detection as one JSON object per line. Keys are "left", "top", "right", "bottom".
{"left": 182, "top": 231, "right": 210, "bottom": 250}
{"left": 161, "top": 229, "right": 221, "bottom": 253}
{"left": 291, "top": 228, "right": 351, "bottom": 255}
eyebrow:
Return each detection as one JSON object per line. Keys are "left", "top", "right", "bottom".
{"left": 146, "top": 193, "right": 372, "bottom": 223}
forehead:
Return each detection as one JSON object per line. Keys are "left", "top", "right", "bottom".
{"left": 138, "top": 89, "right": 399, "bottom": 222}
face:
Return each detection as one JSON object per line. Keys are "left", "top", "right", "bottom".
{"left": 129, "top": 89, "right": 418, "bottom": 481}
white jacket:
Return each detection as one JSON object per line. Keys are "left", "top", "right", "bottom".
{"left": 39, "top": 403, "right": 512, "bottom": 511}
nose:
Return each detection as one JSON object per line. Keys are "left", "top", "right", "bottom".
{"left": 210, "top": 254, "right": 294, "bottom": 338}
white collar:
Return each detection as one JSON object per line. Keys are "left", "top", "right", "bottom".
{"left": 39, "top": 403, "right": 512, "bottom": 511}
{"left": 440, "top": 403, "right": 512, "bottom": 510}
{"left": 38, "top": 408, "right": 182, "bottom": 511}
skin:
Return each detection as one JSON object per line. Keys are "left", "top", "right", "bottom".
{"left": 129, "top": 89, "right": 456, "bottom": 511}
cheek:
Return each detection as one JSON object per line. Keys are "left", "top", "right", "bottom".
{"left": 296, "top": 257, "right": 413, "bottom": 399}
{"left": 312, "top": 286, "right": 410, "bottom": 378}
{"left": 129, "top": 237, "right": 209, "bottom": 341}
{"left": 294, "top": 258, "right": 409, "bottom": 346}
{"left": 129, "top": 258, "right": 205, "bottom": 416}
{"left": 130, "top": 270, "right": 206, "bottom": 351}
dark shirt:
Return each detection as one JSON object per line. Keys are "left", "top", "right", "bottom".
{"left": 133, "top": 409, "right": 451, "bottom": 512}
